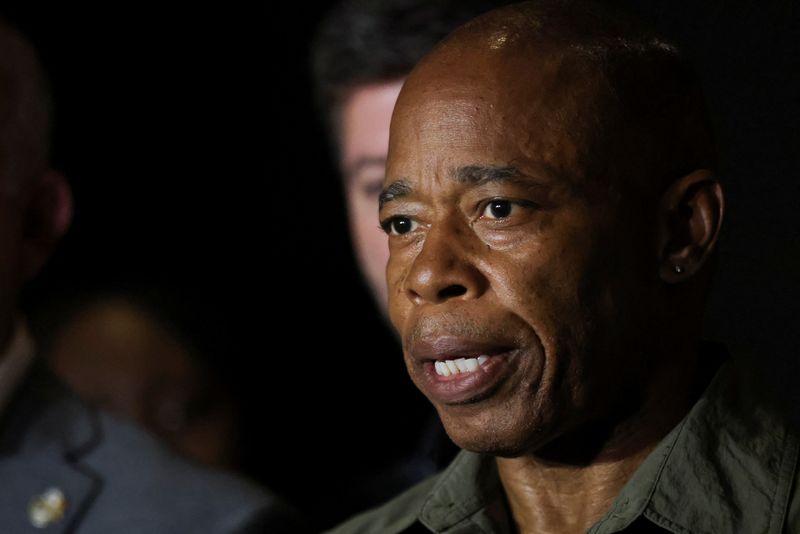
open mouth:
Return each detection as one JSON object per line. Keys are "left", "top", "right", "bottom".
{"left": 433, "top": 355, "right": 489, "bottom": 377}
{"left": 407, "top": 335, "right": 520, "bottom": 404}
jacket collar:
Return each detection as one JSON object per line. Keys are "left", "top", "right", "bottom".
{"left": 0, "top": 361, "right": 103, "bottom": 533}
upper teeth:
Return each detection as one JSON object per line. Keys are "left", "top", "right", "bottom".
{"left": 434, "top": 356, "right": 489, "bottom": 376}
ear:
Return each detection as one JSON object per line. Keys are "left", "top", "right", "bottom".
{"left": 657, "top": 169, "right": 724, "bottom": 283}
{"left": 20, "top": 170, "right": 73, "bottom": 281}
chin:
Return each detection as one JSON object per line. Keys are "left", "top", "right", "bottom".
{"left": 437, "top": 406, "right": 548, "bottom": 458}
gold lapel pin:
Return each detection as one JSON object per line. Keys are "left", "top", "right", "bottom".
{"left": 28, "top": 487, "right": 67, "bottom": 528}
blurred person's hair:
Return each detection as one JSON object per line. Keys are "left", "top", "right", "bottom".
{"left": 0, "top": 18, "right": 50, "bottom": 195}
{"left": 311, "top": 0, "right": 510, "bottom": 142}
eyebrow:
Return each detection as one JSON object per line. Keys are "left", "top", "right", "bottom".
{"left": 379, "top": 165, "right": 546, "bottom": 210}
{"left": 345, "top": 156, "right": 386, "bottom": 181}
{"left": 379, "top": 180, "right": 412, "bottom": 210}
{"left": 454, "top": 165, "right": 524, "bottom": 185}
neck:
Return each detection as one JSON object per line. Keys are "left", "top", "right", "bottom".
{"left": 497, "top": 447, "right": 652, "bottom": 534}
{"left": 497, "top": 343, "right": 704, "bottom": 534}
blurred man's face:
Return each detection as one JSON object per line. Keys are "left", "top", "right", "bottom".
{"left": 339, "top": 80, "right": 404, "bottom": 313}
{"left": 48, "top": 300, "right": 238, "bottom": 468}
{"left": 383, "top": 48, "right": 657, "bottom": 457}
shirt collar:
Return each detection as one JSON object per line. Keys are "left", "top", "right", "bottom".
{"left": 416, "top": 361, "right": 799, "bottom": 534}
{"left": 0, "top": 319, "right": 35, "bottom": 418}
{"left": 630, "top": 363, "right": 797, "bottom": 534}
{"left": 419, "top": 449, "right": 510, "bottom": 533}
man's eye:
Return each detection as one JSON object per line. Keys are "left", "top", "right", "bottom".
{"left": 482, "top": 199, "right": 514, "bottom": 219}
{"left": 381, "top": 216, "right": 418, "bottom": 236}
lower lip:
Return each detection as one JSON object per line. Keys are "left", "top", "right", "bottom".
{"left": 419, "top": 352, "right": 514, "bottom": 405}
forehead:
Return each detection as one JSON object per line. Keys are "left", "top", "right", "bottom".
{"left": 387, "top": 46, "right": 597, "bottom": 187}
{"left": 340, "top": 81, "right": 403, "bottom": 151}
{"left": 339, "top": 81, "right": 404, "bottom": 177}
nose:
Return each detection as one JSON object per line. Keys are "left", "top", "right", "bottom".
{"left": 403, "top": 223, "right": 487, "bottom": 305}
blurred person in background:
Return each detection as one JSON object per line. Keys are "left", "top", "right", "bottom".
{"left": 310, "top": 0, "right": 511, "bottom": 515}
{"left": 0, "top": 17, "right": 301, "bottom": 533}
{"left": 41, "top": 293, "right": 242, "bottom": 469}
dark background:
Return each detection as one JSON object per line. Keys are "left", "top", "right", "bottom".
{"left": 2, "top": 1, "right": 797, "bottom": 529}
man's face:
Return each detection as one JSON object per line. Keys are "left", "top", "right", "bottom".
{"left": 48, "top": 300, "right": 238, "bottom": 468}
{"left": 339, "top": 80, "right": 404, "bottom": 312}
{"left": 383, "top": 50, "right": 657, "bottom": 456}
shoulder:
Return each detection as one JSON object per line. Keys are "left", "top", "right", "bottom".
{"left": 81, "top": 411, "right": 296, "bottom": 533}
{"left": 326, "top": 474, "right": 439, "bottom": 534}
{"left": 3, "top": 370, "right": 302, "bottom": 532}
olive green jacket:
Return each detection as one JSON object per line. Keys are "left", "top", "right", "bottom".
{"left": 331, "top": 364, "right": 800, "bottom": 533}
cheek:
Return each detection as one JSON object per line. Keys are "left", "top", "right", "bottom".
{"left": 489, "top": 244, "right": 579, "bottom": 321}
{"left": 386, "top": 256, "right": 408, "bottom": 333}
{"left": 363, "top": 235, "right": 389, "bottom": 306}
{"left": 487, "top": 234, "right": 604, "bottom": 374}
{"left": 346, "top": 189, "right": 388, "bottom": 282}
{"left": 350, "top": 216, "right": 387, "bottom": 272}
{"left": 386, "top": 242, "right": 422, "bottom": 336}
{"left": 345, "top": 186, "right": 378, "bottom": 243}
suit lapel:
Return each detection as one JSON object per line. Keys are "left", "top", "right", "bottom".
{"left": 0, "top": 444, "right": 100, "bottom": 533}
{"left": 0, "top": 361, "right": 103, "bottom": 533}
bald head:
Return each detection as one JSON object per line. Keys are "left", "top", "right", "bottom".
{"left": 394, "top": 0, "right": 716, "bottom": 198}
{"left": 383, "top": 0, "right": 724, "bottom": 458}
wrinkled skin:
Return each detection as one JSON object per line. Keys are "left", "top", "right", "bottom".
{"left": 381, "top": 6, "right": 723, "bottom": 532}
{"left": 382, "top": 27, "right": 721, "bottom": 459}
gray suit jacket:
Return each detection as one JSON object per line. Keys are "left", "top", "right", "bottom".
{"left": 0, "top": 365, "right": 301, "bottom": 533}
